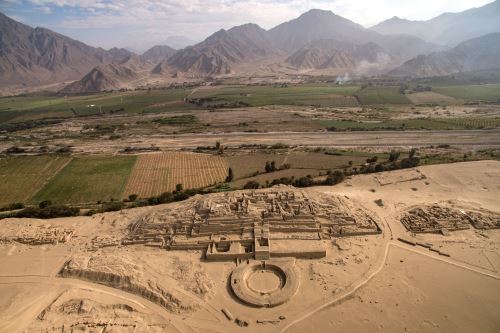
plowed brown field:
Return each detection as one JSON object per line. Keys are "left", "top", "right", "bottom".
{"left": 123, "top": 152, "right": 227, "bottom": 198}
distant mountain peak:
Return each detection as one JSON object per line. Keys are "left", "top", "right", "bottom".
{"left": 141, "top": 45, "right": 176, "bottom": 63}
{"left": 390, "top": 33, "right": 500, "bottom": 77}
{"left": 300, "top": 9, "right": 335, "bottom": 17}
{"left": 372, "top": 1, "right": 500, "bottom": 45}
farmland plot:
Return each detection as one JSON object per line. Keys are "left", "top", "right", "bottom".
{"left": 0, "top": 156, "right": 71, "bottom": 206}
{"left": 31, "top": 155, "right": 136, "bottom": 204}
{"left": 124, "top": 152, "right": 227, "bottom": 198}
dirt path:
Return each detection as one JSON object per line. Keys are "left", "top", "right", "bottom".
{"left": 33, "top": 129, "right": 500, "bottom": 154}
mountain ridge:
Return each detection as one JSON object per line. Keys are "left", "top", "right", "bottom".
{"left": 390, "top": 33, "right": 500, "bottom": 77}
{"left": 371, "top": 0, "right": 500, "bottom": 45}
{"left": 0, "top": 11, "right": 134, "bottom": 91}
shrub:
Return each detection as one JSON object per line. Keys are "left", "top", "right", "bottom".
{"left": 243, "top": 180, "right": 260, "bottom": 189}
{"left": 15, "top": 205, "right": 80, "bottom": 219}
{"left": 38, "top": 200, "right": 53, "bottom": 209}
{"left": 147, "top": 197, "right": 161, "bottom": 205}
{"left": 173, "top": 192, "right": 190, "bottom": 201}
{"left": 128, "top": 194, "right": 138, "bottom": 202}
{"left": 270, "top": 177, "right": 293, "bottom": 186}
{"left": 158, "top": 192, "right": 173, "bottom": 203}
{"left": 324, "top": 170, "right": 345, "bottom": 185}
{"left": 293, "top": 176, "right": 314, "bottom": 188}
{"left": 389, "top": 151, "right": 400, "bottom": 162}
{"left": 0, "top": 202, "right": 25, "bottom": 212}
{"left": 400, "top": 157, "right": 420, "bottom": 168}
{"left": 100, "top": 202, "right": 124, "bottom": 212}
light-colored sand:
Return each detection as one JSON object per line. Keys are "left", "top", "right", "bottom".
{"left": 0, "top": 160, "right": 499, "bottom": 333}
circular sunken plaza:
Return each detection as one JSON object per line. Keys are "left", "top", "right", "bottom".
{"left": 230, "top": 260, "right": 299, "bottom": 307}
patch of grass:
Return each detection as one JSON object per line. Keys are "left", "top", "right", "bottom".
{"left": 225, "top": 152, "right": 287, "bottom": 179}
{"left": 0, "top": 156, "right": 71, "bottom": 206}
{"left": 0, "top": 88, "right": 198, "bottom": 123}
{"left": 225, "top": 150, "right": 388, "bottom": 188}
{"left": 319, "top": 117, "right": 500, "bottom": 131}
{"left": 31, "top": 155, "right": 137, "bottom": 204}
{"left": 432, "top": 84, "right": 500, "bottom": 103}
{"left": 355, "top": 86, "right": 411, "bottom": 105}
{"left": 190, "top": 84, "right": 360, "bottom": 107}
{"left": 153, "top": 114, "right": 198, "bottom": 125}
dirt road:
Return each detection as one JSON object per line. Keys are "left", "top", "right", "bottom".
{"left": 65, "top": 130, "right": 500, "bottom": 153}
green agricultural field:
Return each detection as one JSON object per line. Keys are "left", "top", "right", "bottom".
{"left": 31, "top": 155, "right": 137, "bottom": 204}
{"left": 190, "top": 84, "right": 360, "bottom": 107}
{"left": 355, "top": 86, "right": 411, "bottom": 105}
{"left": 432, "top": 84, "right": 500, "bottom": 102}
{"left": 319, "top": 117, "right": 500, "bottom": 131}
{"left": 226, "top": 150, "right": 389, "bottom": 189}
{"left": 0, "top": 88, "right": 197, "bottom": 123}
{"left": 0, "top": 155, "right": 71, "bottom": 207}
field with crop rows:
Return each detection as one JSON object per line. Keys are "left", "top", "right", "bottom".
{"left": 355, "top": 86, "right": 411, "bottom": 105}
{"left": 225, "top": 153, "right": 288, "bottom": 179}
{"left": 31, "top": 155, "right": 136, "bottom": 204}
{"left": 433, "top": 117, "right": 500, "bottom": 129}
{"left": 123, "top": 152, "right": 228, "bottom": 198}
{"left": 406, "top": 91, "right": 461, "bottom": 105}
{"left": 0, "top": 88, "right": 197, "bottom": 123}
{"left": 433, "top": 84, "right": 500, "bottom": 102}
{"left": 227, "top": 150, "right": 390, "bottom": 188}
{"left": 0, "top": 156, "right": 71, "bottom": 206}
{"left": 319, "top": 117, "right": 500, "bottom": 130}
{"left": 191, "top": 85, "right": 360, "bottom": 107}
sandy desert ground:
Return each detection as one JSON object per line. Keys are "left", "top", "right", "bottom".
{"left": 0, "top": 160, "right": 499, "bottom": 333}
{"left": 5, "top": 130, "right": 497, "bottom": 155}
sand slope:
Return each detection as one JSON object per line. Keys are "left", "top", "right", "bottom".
{"left": 0, "top": 160, "right": 499, "bottom": 333}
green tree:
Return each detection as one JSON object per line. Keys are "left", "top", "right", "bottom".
{"left": 389, "top": 151, "right": 400, "bottom": 162}
{"left": 175, "top": 183, "right": 183, "bottom": 192}
{"left": 38, "top": 200, "right": 53, "bottom": 209}
{"left": 265, "top": 161, "right": 271, "bottom": 172}
{"left": 226, "top": 168, "right": 234, "bottom": 182}
{"left": 243, "top": 180, "right": 260, "bottom": 189}
{"left": 325, "top": 170, "right": 345, "bottom": 185}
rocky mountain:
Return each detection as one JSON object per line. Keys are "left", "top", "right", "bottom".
{"left": 286, "top": 39, "right": 389, "bottom": 70}
{"left": 1, "top": 4, "right": 497, "bottom": 93}
{"left": 390, "top": 33, "right": 500, "bottom": 77}
{"left": 268, "top": 8, "right": 442, "bottom": 59}
{"left": 0, "top": 12, "right": 133, "bottom": 90}
{"left": 60, "top": 53, "right": 153, "bottom": 93}
{"left": 371, "top": 0, "right": 500, "bottom": 46}
{"left": 141, "top": 45, "right": 176, "bottom": 63}
{"left": 157, "top": 10, "right": 440, "bottom": 78}
{"left": 269, "top": 9, "right": 378, "bottom": 52}
{"left": 158, "top": 23, "right": 274, "bottom": 77}
{"left": 60, "top": 63, "right": 140, "bottom": 93}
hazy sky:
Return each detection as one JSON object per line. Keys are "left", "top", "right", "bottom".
{"left": 1, "top": 0, "right": 495, "bottom": 51}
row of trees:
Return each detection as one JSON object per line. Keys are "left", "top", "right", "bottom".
{"left": 0, "top": 149, "right": 421, "bottom": 219}
{"left": 243, "top": 149, "right": 420, "bottom": 190}
{"left": 265, "top": 161, "right": 291, "bottom": 173}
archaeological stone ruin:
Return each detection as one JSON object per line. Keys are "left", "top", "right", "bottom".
{"left": 122, "top": 188, "right": 382, "bottom": 261}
